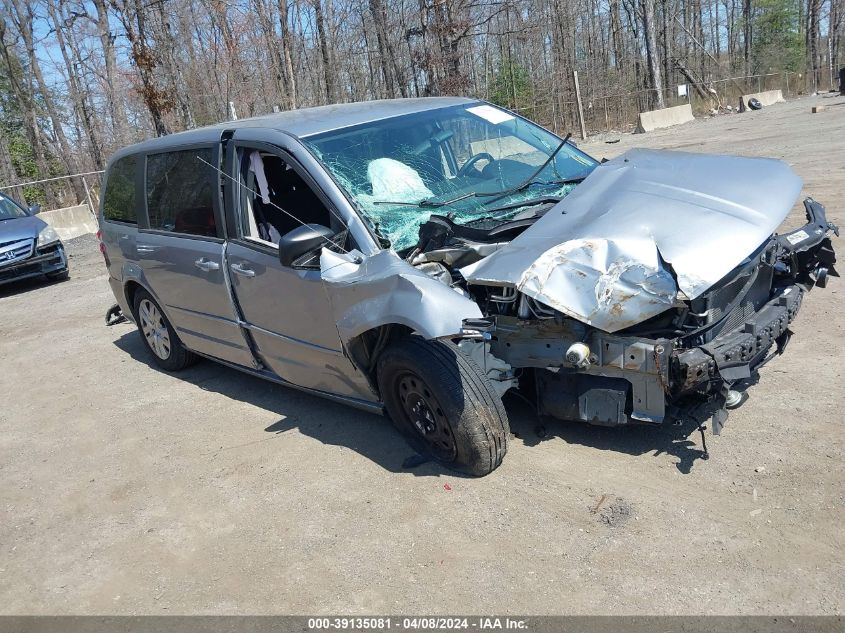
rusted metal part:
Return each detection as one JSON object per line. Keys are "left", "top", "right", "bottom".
{"left": 653, "top": 345, "right": 669, "bottom": 393}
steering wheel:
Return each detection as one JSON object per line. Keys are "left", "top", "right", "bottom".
{"left": 457, "top": 152, "right": 495, "bottom": 177}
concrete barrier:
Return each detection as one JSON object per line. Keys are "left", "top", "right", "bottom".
{"left": 39, "top": 203, "right": 99, "bottom": 241}
{"left": 741, "top": 89, "right": 785, "bottom": 110}
{"left": 635, "top": 103, "right": 695, "bottom": 133}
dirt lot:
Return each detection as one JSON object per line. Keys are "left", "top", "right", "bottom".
{"left": 2, "top": 94, "right": 844, "bottom": 615}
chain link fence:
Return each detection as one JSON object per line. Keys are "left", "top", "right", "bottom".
{"left": 0, "top": 171, "right": 103, "bottom": 215}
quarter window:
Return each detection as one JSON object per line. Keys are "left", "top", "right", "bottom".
{"left": 103, "top": 155, "right": 138, "bottom": 224}
{"left": 145, "top": 148, "right": 218, "bottom": 237}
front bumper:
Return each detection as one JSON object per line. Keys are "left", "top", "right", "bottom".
{"left": 675, "top": 283, "right": 802, "bottom": 392}
{"left": 676, "top": 198, "right": 838, "bottom": 395}
{"left": 0, "top": 242, "right": 67, "bottom": 286}
{"left": 531, "top": 199, "right": 837, "bottom": 428}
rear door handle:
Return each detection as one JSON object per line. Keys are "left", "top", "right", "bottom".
{"left": 194, "top": 258, "right": 220, "bottom": 272}
{"left": 230, "top": 262, "right": 255, "bottom": 277}
{"left": 136, "top": 243, "right": 159, "bottom": 254}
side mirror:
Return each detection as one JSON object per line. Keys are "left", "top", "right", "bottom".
{"left": 278, "top": 224, "right": 335, "bottom": 267}
{"left": 28, "top": 204, "right": 41, "bottom": 215}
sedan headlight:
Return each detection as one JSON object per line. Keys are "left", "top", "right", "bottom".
{"left": 37, "top": 225, "right": 61, "bottom": 248}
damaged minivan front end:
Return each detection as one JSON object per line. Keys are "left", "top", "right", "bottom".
{"left": 321, "top": 146, "right": 837, "bottom": 442}
{"left": 463, "top": 154, "right": 837, "bottom": 435}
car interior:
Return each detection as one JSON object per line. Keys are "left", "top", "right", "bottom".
{"left": 146, "top": 150, "right": 219, "bottom": 238}
{"left": 237, "top": 149, "right": 334, "bottom": 245}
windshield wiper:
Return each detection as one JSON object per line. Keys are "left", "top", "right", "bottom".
{"left": 483, "top": 196, "right": 563, "bottom": 216}
{"left": 371, "top": 192, "right": 478, "bottom": 208}
{"left": 372, "top": 132, "right": 576, "bottom": 210}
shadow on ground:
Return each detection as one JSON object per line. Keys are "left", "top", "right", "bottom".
{"left": 504, "top": 394, "right": 711, "bottom": 474}
{"left": 113, "top": 329, "right": 455, "bottom": 478}
{"left": 0, "top": 274, "right": 69, "bottom": 299}
{"left": 113, "top": 329, "right": 710, "bottom": 476}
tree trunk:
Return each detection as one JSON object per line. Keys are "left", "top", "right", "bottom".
{"left": 806, "top": 0, "right": 822, "bottom": 91}
{"left": 313, "top": 0, "right": 339, "bottom": 103}
{"left": 277, "top": 0, "right": 298, "bottom": 109}
{"left": 155, "top": 0, "right": 195, "bottom": 129}
{"left": 9, "top": 0, "right": 85, "bottom": 201}
{"left": 743, "top": 0, "right": 752, "bottom": 75}
{"left": 0, "top": 23, "right": 59, "bottom": 207}
{"left": 46, "top": 0, "right": 103, "bottom": 169}
{"left": 92, "top": 0, "right": 130, "bottom": 145}
{"left": 111, "top": 0, "right": 171, "bottom": 136}
{"left": 370, "top": 0, "right": 397, "bottom": 97}
{"left": 641, "top": 0, "right": 665, "bottom": 108}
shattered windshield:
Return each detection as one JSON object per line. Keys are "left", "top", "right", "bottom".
{"left": 302, "top": 103, "right": 598, "bottom": 251}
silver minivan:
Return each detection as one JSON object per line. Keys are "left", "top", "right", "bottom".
{"left": 100, "top": 97, "right": 837, "bottom": 475}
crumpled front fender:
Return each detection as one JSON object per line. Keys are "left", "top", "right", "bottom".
{"left": 320, "top": 248, "right": 483, "bottom": 344}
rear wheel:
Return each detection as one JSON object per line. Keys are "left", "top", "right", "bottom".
{"left": 377, "top": 337, "right": 509, "bottom": 476}
{"left": 133, "top": 289, "right": 197, "bottom": 371}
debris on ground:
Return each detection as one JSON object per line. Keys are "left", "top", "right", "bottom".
{"left": 592, "top": 494, "right": 608, "bottom": 513}
{"left": 592, "top": 496, "right": 632, "bottom": 528}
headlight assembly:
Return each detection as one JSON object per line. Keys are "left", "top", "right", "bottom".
{"left": 36, "top": 225, "right": 61, "bottom": 248}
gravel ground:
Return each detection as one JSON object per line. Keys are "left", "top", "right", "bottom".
{"left": 1, "top": 94, "right": 843, "bottom": 615}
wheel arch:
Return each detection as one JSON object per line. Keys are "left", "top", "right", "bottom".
{"left": 123, "top": 278, "right": 172, "bottom": 327}
{"left": 344, "top": 323, "right": 415, "bottom": 399}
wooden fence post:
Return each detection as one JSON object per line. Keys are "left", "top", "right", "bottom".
{"left": 81, "top": 175, "right": 96, "bottom": 218}
{"left": 573, "top": 70, "right": 587, "bottom": 140}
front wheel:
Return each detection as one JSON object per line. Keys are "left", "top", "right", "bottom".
{"left": 133, "top": 289, "right": 197, "bottom": 371}
{"left": 377, "top": 337, "right": 510, "bottom": 476}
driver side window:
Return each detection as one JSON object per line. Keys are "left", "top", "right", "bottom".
{"left": 234, "top": 146, "right": 351, "bottom": 268}
{"left": 236, "top": 147, "right": 334, "bottom": 246}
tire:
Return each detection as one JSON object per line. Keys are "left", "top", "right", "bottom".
{"left": 748, "top": 97, "right": 763, "bottom": 110}
{"left": 132, "top": 289, "right": 197, "bottom": 371}
{"left": 377, "top": 336, "right": 510, "bottom": 476}
{"left": 46, "top": 268, "right": 69, "bottom": 281}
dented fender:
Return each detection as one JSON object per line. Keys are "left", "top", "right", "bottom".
{"left": 320, "top": 248, "right": 483, "bottom": 344}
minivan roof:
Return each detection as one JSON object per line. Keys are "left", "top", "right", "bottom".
{"left": 113, "top": 97, "right": 478, "bottom": 160}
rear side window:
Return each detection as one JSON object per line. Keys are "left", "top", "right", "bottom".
{"left": 145, "top": 148, "right": 218, "bottom": 237}
{"left": 103, "top": 155, "right": 138, "bottom": 224}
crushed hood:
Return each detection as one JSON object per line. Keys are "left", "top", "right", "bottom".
{"left": 461, "top": 148, "right": 803, "bottom": 332}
